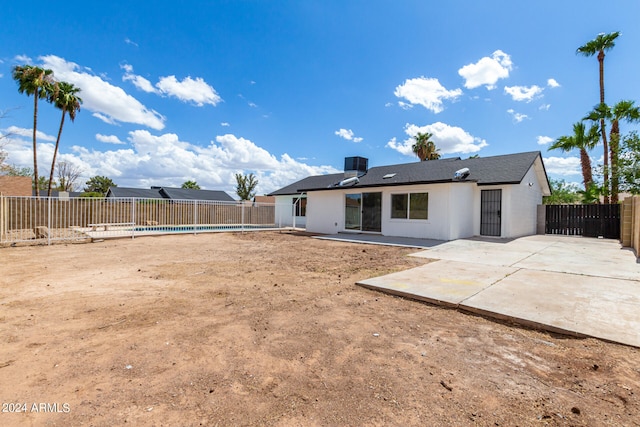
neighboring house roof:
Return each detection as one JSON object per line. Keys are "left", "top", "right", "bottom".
{"left": 107, "top": 187, "right": 164, "bottom": 198}
{"left": 158, "top": 187, "right": 235, "bottom": 202}
{"left": 270, "top": 151, "right": 550, "bottom": 195}
{"left": 106, "top": 186, "right": 235, "bottom": 202}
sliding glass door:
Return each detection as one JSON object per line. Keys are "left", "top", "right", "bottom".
{"left": 344, "top": 192, "right": 381, "bottom": 232}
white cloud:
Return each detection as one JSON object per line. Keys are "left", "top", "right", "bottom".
{"left": 386, "top": 122, "right": 488, "bottom": 157}
{"left": 121, "top": 64, "right": 222, "bottom": 107}
{"left": 96, "top": 134, "right": 125, "bottom": 145}
{"left": 547, "top": 78, "right": 560, "bottom": 88}
{"left": 539, "top": 104, "right": 551, "bottom": 111}
{"left": 39, "top": 55, "right": 166, "bottom": 130}
{"left": 458, "top": 50, "right": 513, "bottom": 90}
{"left": 543, "top": 156, "right": 581, "bottom": 176}
{"left": 124, "top": 38, "right": 139, "bottom": 47}
{"left": 394, "top": 77, "right": 462, "bottom": 113}
{"left": 537, "top": 136, "right": 554, "bottom": 145}
{"left": 5, "top": 126, "right": 56, "bottom": 142}
{"left": 248, "top": 101, "right": 257, "bottom": 108}
{"left": 122, "top": 64, "right": 158, "bottom": 94}
{"left": 221, "top": 122, "right": 230, "bottom": 127}
{"left": 3, "top": 130, "right": 339, "bottom": 195}
{"left": 14, "top": 54, "right": 33, "bottom": 64}
{"left": 335, "top": 128, "right": 363, "bottom": 143}
{"left": 504, "top": 85, "right": 543, "bottom": 102}
{"left": 156, "top": 75, "right": 222, "bottom": 106}
{"left": 507, "top": 109, "right": 529, "bottom": 123}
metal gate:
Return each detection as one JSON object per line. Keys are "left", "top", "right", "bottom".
{"left": 480, "top": 189, "right": 502, "bottom": 237}
{"left": 545, "top": 204, "right": 620, "bottom": 238}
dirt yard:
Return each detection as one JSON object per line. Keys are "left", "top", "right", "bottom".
{"left": 0, "top": 231, "right": 638, "bottom": 426}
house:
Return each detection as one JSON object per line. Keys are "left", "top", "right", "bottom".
{"left": 269, "top": 151, "right": 551, "bottom": 240}
{"left": 106, "top": 186, "right": 235, "bottom": 202}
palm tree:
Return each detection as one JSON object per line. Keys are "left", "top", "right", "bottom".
{"left": 549, "top": 121, "right": 600, "bottom": 191}
{"left": 412, "top": 132, "right": 440, "bottom": 161}
{"left": 12, "top": 65, "right": 56, "bottom": 198}
{"left": 576, "top": 31, "right": 620, "bottom": 203}
{"left": 47, "top": 81, "right": 82, "bottom": 197}
{"left": 609, "top": 100, "right": 640, "bottom": 202}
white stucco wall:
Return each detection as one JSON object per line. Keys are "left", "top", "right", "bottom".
{"left": 305, "top": 183, "right": 477, "bottom": 240}
{"left": 506, "top": 165, "right": 544, "bottom": 237}
{"left": 306, "top": 190, "right": 343, "bottom": 234}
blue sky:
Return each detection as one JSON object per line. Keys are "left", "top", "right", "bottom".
{"left": 1, "top": 1, "right": 639, "bottom": 196}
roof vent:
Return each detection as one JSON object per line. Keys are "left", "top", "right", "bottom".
{"left": 337, "top": 176, "right": 359, "bottom": 187}
{"left": 453, "top": 168, "right": 470, "bottom": 181}
{"left": 344, "top": 156, "right": 368, "bottom": 178}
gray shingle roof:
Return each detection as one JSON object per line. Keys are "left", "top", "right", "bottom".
{"left": 107, "top": 186, "right": 235, "bottom": 201}
{"left": 269, "top": 151, "right": 549, "bottom": 195}
{"left": 159, "top": 187, "right": 235, "bottom": 202}
{"left": 106, "top": 187, "right": 163, "bottom": 198}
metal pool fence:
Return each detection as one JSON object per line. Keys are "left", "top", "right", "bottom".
{"left": 0, "top": 196, "right": 291, "bottom": 246}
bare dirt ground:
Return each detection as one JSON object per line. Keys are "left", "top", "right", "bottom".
{"left": 0, "top": 231, "right": 638, "bottom": 427}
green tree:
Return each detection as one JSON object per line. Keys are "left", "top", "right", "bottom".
{"left": 543, "top": 179, "right": 581, "bottom": 205}
{"left": 181, "top": 180, "right": 200, "bottom": 189}
{"left": 47, "top": 82, "right": 82, "bottom": 197}
{"left": 548, "top": 121, "right": 600, "bottom": 191}
{"left": 235, "top": 173, "right": 258, "bottom": 200}
{"left": 12, "top": 65, "right": 56, "bottom": 198}
{"left": 618, "top": 131, "right": 640, "bottom": 195}
{"left": 412, "top": 132, "right": 440, "bottom": 161}
{"left": 4, "top": 165, "right": 32, "bottom": 177}
{"left": 35, "top": 175, "right": 53, "bottom": 192}
{"left": 608, "top": 100, "right": 640, "bottom": 202}
{"left": 576, "top": 31, "right": 620, "bottom": 203}
{"left": 84, "top": 175, "right": 116, "bottom": 195}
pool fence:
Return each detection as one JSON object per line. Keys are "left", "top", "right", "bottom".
{"left": 0, "top": 196, "right": 295, "bottom": 246}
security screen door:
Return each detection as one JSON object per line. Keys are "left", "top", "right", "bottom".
{"left": 480, "top": 189, "right": 502, "bottom": 236}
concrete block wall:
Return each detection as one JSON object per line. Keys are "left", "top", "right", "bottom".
{"left": 0, "top": 176, "right": 32, "bottom": 196}
{"left": 621, "top": 196, "right": 640, "bottom": 259}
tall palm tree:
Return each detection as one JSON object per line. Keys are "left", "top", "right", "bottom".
{"left": 609, "top": 100, "right": 640, "bottom": 202}
{"left": 576, "top": 31, "right": 620, "bottom": 203}
{"left": 412, "top": 132, "right": 440, "bottom": 161}
{"left": 549, "top": 121, "right": 600, "bottom": 191}
{"left": 12, "top": 65, "right": 55, "bottom": 198}
{"left": 47, "top": 81, "right": 82, "bottom": 197}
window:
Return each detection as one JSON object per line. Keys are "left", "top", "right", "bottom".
{"left": 391, "top": 193, "right": 428, "bottom": 220}
{"left": 293, "top": 197, "right": 307, "bottom": 217}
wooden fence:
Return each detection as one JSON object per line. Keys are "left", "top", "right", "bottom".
{"left": 545, "top": 204, "right": 620, "bottom": 239}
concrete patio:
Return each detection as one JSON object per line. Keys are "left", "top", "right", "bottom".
{"left": 322, "top": 234, "right": 640, "bottom": 347}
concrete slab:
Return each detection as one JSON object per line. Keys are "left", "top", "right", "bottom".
{"left": 461, "top": 269, "right": 640, "bottom": 347}
{"left": 409, "top": 237, "right": 557, "bottom": 266}
{"left": 358, "top": 259, "right": 517, "bottom": 306}
{"left": 314, "top": 233, "right": 445, "bottom": 249}
{"left": 354, "top": 234, "right": 640, "bottom": 348}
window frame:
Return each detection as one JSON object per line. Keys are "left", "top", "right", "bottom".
{"left": 390, "top": 192, "right": 428, "bottom": 220}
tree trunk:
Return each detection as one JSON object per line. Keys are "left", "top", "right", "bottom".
{"left": 48, "top": 110, "right": 66, "bottom": 197}
{"left": 598, "top": 51, "right": 609, "bottom": 204}
{"left": 610, "top": 119, "right": 620, "bottom": 203}
{"left": 32, "top": 95, "right": 39, "bottom": 199}
{"left": 579, "top": 148, "right": 593, "bottom": 191}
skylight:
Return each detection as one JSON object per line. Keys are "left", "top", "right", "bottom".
{"left": 383, "top": 173, "right": 397, "bottom": 179}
